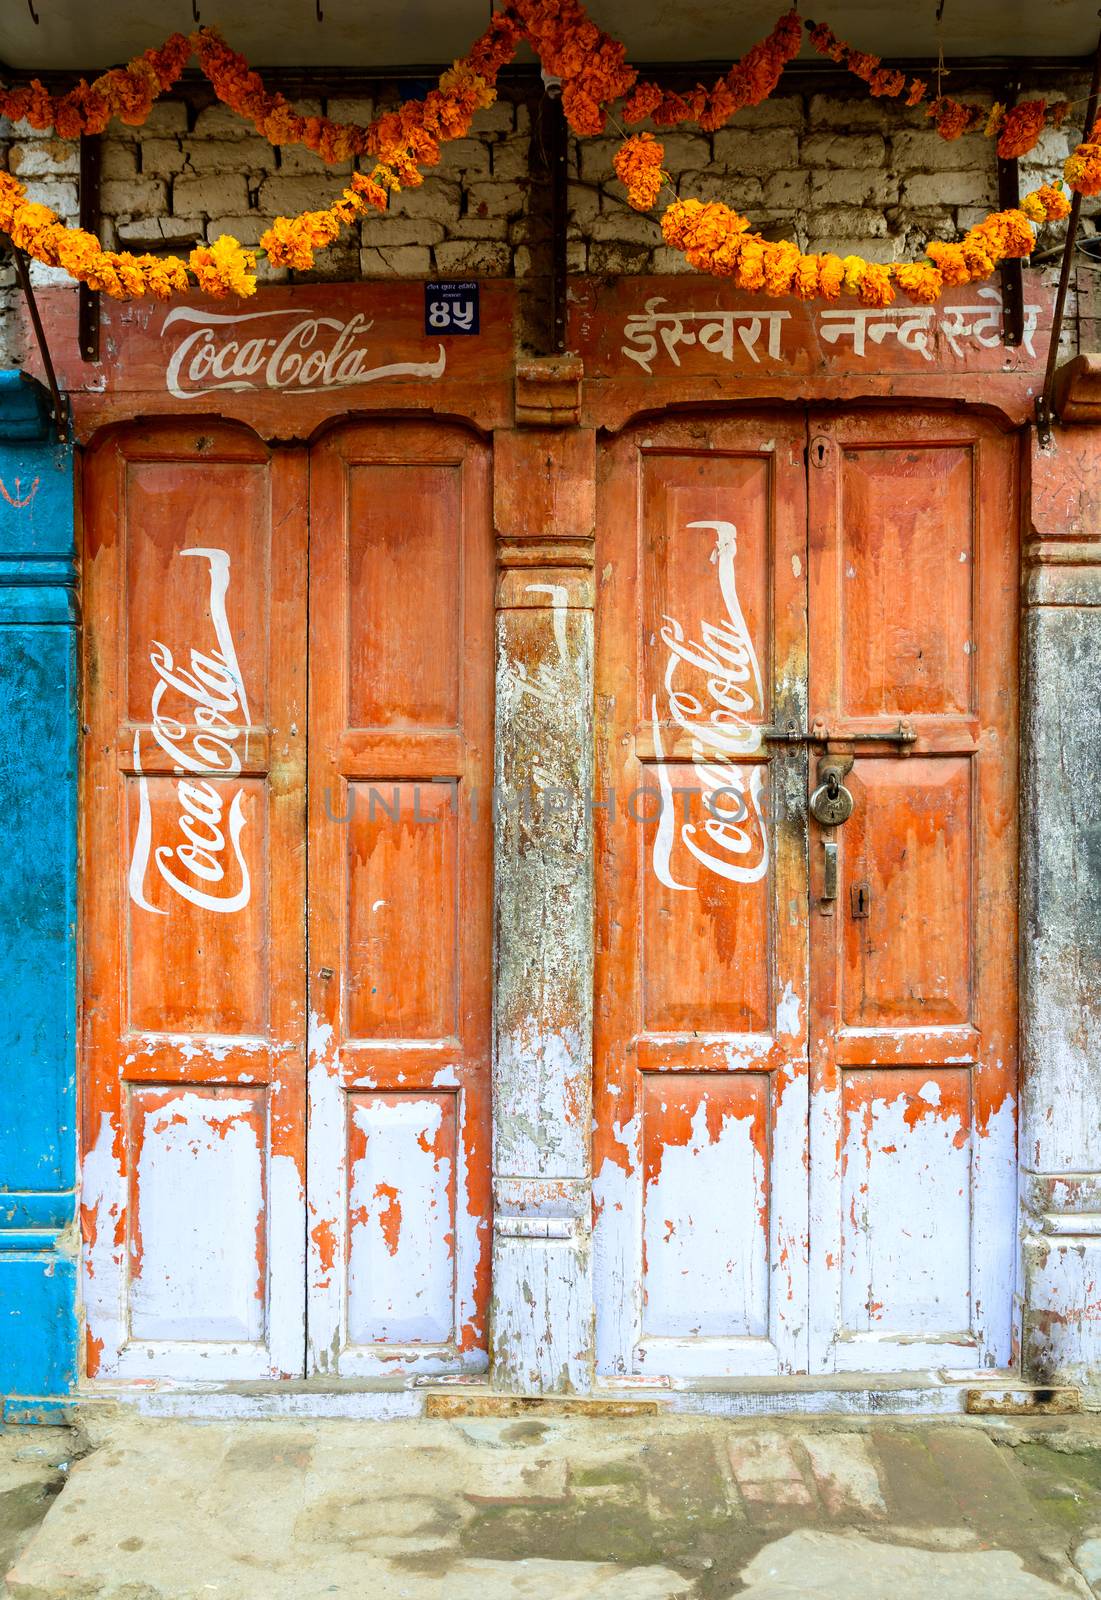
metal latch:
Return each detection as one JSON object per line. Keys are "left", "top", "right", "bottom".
{"left": 822, "top": 841, "right": 838, "bottom": 900}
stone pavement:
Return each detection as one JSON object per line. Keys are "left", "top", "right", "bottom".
{"left": 2, "top": 1411, "right": 1101, "bottom": 1598}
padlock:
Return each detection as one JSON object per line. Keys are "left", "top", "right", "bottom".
{"left": 809, "top": 767, "right": 854, "bottom": 826}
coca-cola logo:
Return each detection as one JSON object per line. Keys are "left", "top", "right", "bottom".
{"left": 162, "top": 307, "right": 446, "bottom": 399}
{"left": 129, "top": 547, "right": 253, "bottom": 917}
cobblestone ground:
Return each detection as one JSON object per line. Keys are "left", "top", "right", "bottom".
{"left": 3, "top": 1412, "right": 1100, "bottom": 1598}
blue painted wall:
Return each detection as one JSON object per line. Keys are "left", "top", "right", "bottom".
{"left": 0, "top": 372, "right": 77, "bottom": 1421}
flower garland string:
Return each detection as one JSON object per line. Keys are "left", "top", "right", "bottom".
{"left": 0, "top": 8, "right": 1096, "bottom": 303}
{"left": 659, "top": 181, "right": 1070, "bottom": 306}
{"left": 803, "top": 17, "right": 1071, "bottom": 158}
{"left": 0, "top": 18, "right": 523, "bottom": 294}
{"left": 0, "top": 35, "right": 192, "bottom": 137}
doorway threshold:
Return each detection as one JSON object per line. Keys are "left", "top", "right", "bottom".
{"left": 75, "top": 1372, "right": 1082, "bottom": 1421}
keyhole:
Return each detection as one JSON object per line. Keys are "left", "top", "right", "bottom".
{"left": 810, "top": 436, "right": 829, "bottom": 468}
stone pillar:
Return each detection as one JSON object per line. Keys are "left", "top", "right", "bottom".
{"left": 1020, "top": 425, "right": 1101, "bottom": 1405}
{"left": 490, "top": 359, "right": 596, "bottom": 1393}
{"left": 0, "top": 373, "right": 77, "bottom": 1420}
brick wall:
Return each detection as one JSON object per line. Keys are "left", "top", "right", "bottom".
{"left": 0, "top": 75, "right": 1093, "bottom": 363}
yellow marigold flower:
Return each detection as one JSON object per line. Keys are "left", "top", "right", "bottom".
{"left": 189, "top": 235, "right": 258, "bottom": 298}
{"left": 841, "top": 255, "right": 867, "bottom": 296}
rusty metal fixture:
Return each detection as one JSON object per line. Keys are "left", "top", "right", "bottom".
{"left": 996, "top": 78, "right": 1024, "bottom": 347}
{"left": 1037, "top": 24, "right": 1101, "bottom": 444}
{"left": 9, "top": 246, "right": 67, "bottom": 440}
{"left": 78, "top": 132, "right": 101, "bottom": 364}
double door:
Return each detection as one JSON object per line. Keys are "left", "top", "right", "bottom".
{"left": 81, "top": 419, "right": 492, "bottom": 1380}
{"left": 593, "top": 409, "right": 1018, "bottom": 1377}
{"left": 81, "top": 406, "right": 1018, "bottom": 1386}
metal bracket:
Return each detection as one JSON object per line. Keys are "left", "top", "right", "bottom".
{"left": 78, "top": 133, "right": 102, "bottom": 364}
{"left": 1038, "top": 25, "right": 1101, "bottom": 444}
{"left": 8, "top": 247, "right": 68, "bottom": 442}
{"left": 996, "top": 80, "right": 1024, "bottom": 348}
{"left": 545, "top": 91, "right": 568, "bottom": 356}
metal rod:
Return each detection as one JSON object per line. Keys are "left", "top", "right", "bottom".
{"left": 1038, "top": 27, "right": 1101, "bottom": 440}
{"left": 9, "top": 247, "right": 68, "bottom": 442}
{"left": 997, "top": 78, "right": 1024, "bottom": 347}
{"left": 78, "top": 132, "right": 102, "bottom": 364}
{"left": 548, "top": 93, "right": 568, "bottom": 356}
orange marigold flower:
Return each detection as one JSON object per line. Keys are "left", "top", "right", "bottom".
{"left": 613, "top": 132, "right": 666, "bottom": 212}
{"left": 906, "top": 78, "right": 928, "bottom": 106}
{"left": 869, "top": 67, "right": 907, "bottom": 98}
{"left": 997, "top": 101, "right": 1046, "bottom": 160}
{"left": 817, "top": 253, "right": 846, "bottom": 300}
{"left": 1020, "top": 183, "right": 1069, "bottom": 224}
{"left": 762, "top": 238, "right": 801, "bottom": 297}
{"left": 894, "top": 262, "right": 944, "bottom": 304}
{"left": 930, "top": 97, "right": 978, "bottom": 140}
{"left": 846, "top": 51, "right": 881, "bottom": 83}
{"left": 1066, "top": 124, "right": 1101, "bottom": 197}
{"left": 622, "top": 82, "right": 664, "bottom": 123}
{"left": 808, "top": 23, "right": 847, "bottom": 63}
{"left": 792, "top": 254, "right": 822, "bottom": 301}
{"left": 925, "top": 240, "right": 970, "bottom": 287}
{"left": 857, "top": 262, "right": 894, "bottom": 307}
{"left": 734, "top": 236, "right": 767, "bottom": 291}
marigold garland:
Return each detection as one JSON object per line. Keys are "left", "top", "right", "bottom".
{"left": 622, "top": 10, "right": 803, "bottom": 132}
{"left": 0, "top": 7, "right": 1092, "bottom": 305}
{"left": 659, "top": 182, "right": 1069, "bottom": 304}
{"left": 0, "top": 35, "right": 191, "bottom": 138}
{"left": 0, "top": 21, "right": 520, "bottom": 297}
{"left": 804, "top": 16, "right": 1072, "bottom": 158}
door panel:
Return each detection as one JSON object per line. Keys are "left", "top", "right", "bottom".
{"left": 81, "top": 423, "right": 307, "bottom": 1380}
{"left": 306, "top": 421, "right": 493, "bottom": 1377}
{"left": 594, "top": 416, "right": 810, "bottom": 1379}
{"left": 807, "top": 411, "right": 1018, "bottom": 1373}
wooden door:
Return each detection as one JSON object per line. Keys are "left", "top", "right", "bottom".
{"left": 81, "top": 422, "right": 308, "bottom": 1380}
{"left": 594, "top": 415, "right": 811, "bottom": 1378}
{"left": 806, "top": 410, "right": 1018, "bottom": 1372}
{"left": 305, "top": 420, "right": 493, "bottom": 1377}
{"left": 593, "top": 407, "right": 1018, "bottom": 1380}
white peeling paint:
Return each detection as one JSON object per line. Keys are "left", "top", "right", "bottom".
{"left": 643, "top": 1099, "right": 768, "bottom": 1341}
{"left": 776, "top": 981, "right": 801, "bottom": 1039}
{"left": 81, "top": 1110, "right": 126, "bottom": 1378}
{"left": 593, "top": 1112, "right": 641, "bottom": 1377}
{"left": 128, "top": 1090, "right": 265, "bottom": 1344}
{"left": 840, "top": 1082, "right": 971, "bottom": 1347}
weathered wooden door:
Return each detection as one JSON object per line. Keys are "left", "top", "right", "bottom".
{"left": 594, "top": 408, "right": 1017, "bottom": 1378}
{"left": 82, "top": 422, "right": 308, "bottom": 1379}
{"left": 305, "top": 421, "right": 493, "bottom": 1377}
{"left": 82, "top": 417, "right": 492, "bottom": 1381}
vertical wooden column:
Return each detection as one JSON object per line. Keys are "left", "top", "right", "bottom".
{"left": 1020, "top": 422, "right": 1101, "bottom": 1405}
{"left": 491, "top": 359, "right": 596, "bottom": 1392}
{"left": 0, "top": 374, "right": 77, "bottom": 1418}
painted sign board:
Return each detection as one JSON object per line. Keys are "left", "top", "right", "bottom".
{"left": 569, "top": 272, "right": 1055, "bottom": 426}
{"left": 14, "top": 282, "right": 516, "bottom": 438}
